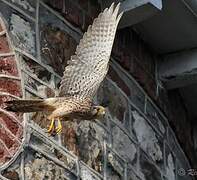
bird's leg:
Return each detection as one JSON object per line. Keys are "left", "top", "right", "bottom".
{"left": 47, "top": 118, "right": 55, "bottom": 133}
{"left": 55, "top": 118, "right": 62, "bottom": 134}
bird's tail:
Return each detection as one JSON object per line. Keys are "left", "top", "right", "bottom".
{"left": 5, "top": 99, "right": 47, "bottom": 112}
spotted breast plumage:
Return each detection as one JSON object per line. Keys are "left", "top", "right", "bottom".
{"left": 5, "top": 3, "right": 123, "bottom": 134}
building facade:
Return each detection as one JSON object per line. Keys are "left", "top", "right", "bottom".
{"left": 0, "top": 0, "right": 194, "bottom": 180}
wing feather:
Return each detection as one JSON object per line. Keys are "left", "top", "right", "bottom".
{"left": 59, "top": 3, "right": 123, "bottom": 99}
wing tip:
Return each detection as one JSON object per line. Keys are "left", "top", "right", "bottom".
{"left": 109, "top": 2, "right": 115, "bottom": 14}
{"left": 113, "top": 2, "right": 121, "bottom": 18}
{"left": 117, "top": 11, "right": 123, "bottom": 23}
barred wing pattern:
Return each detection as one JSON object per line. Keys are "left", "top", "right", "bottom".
{"left": 59, "top": 3, "right": 123, "bottom": 100}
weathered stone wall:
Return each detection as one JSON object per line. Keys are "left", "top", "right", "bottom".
{"left": 111, "top": 25, "right": 195, "bottom": 168}
{"left": 112, "top": 27, "right": 157, "bottom": 101}
{"left": 0, "top": 0, "right": 193, "bottom": 180}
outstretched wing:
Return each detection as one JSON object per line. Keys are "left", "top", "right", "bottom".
{"left": 59, "top": 3, "right": 123, "bottom": 100}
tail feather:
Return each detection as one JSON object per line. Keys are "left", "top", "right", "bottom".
{"left": 5, "top": 99, "right": 48, "bottom": 112}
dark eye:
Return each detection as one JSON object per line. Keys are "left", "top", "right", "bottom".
{"left": 93, "top": 106, "right": 98, "bottom": 111}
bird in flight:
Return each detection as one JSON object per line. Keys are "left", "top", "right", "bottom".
{"left": 5, "top": 3, "right": 123, "bottom": 135}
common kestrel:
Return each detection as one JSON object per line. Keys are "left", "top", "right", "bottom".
{"left": 5, "top": 3, "right": 123, "bottom": 134}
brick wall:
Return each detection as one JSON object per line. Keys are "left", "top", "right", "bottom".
{"left": 112, "top": 27, "right": 157, "bottom": 101}
{"left": 44, "top": 0, "right": 101, "bottom": 31}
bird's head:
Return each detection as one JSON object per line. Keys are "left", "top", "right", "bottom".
{"left": 91, "top": 105, "right": 106, "bottom": 119}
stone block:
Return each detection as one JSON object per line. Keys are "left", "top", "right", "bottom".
{"left": 39, "top": 10, "right": 77, "bottom": 75}
{"left": 24, "top": 155, "right": 67, "bottom": 180}
{"left": 132, "top": 111, "right": 163, "bottom": 163}
{"left": 0, "top": 56, "right": 18, "bottom": 76}
{"left": 0, "top": 35, "right": 10, "bottom": 54}
{"left": 6, "top": 0, "right": 36, "bottom": 17}
{"left": 43, "top": 0, "right": 64, "bottom": 12}
{"left": 10, "top": 14, "right": 36, "bottom": 56}
{"left": 23, "top": 73, "right": 55, "bottom": 98}
{"left": 2, "top": 170, "right": 19, "bottom": 180}
{"left": 0, "top": 79, "right": 21, "bottom": 97}
{"left": 139, "top": 149, "right": 162, "bottom": 180}
{"left": 108, "top": 67, "right": 130, "bottom": 97}
{"left": 63, "top": 1, "right": 83, "bottom": 28}
{"left": 21, "top": 55, "right": 55, "bottom": 88}
{"left": 0, "top": 142, "right": 10, "bottom": 165}
{"left": 111, "top": 122, "right": 137, "bottom": 166}
{"left": 0, "top": 113, "right": 22, "bottom": 136}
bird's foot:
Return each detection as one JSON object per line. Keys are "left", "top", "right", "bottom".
{"left": 47, "top": 118, "right": 62, "bottom": 135}
{"left": 55, "top": 118, "right": 62, "bottom": 134}
{"left": 47, "top": 118, "right": 55, "bottom": 134}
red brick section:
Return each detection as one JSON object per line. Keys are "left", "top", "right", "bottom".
{"left": 112, "top": 28, "right": 157, "bottom": 101}
{"left": 0, "top": 56, "right": 18, "bottom": 76}
{"left": 0, "top": 20, "right": 23, "bottom": 165}
{"left": 0, "top": 35, "right": 10, "bottom": 54}
{"left": 44, "top": 0, "right": 101, "bottom": 31}
{"left": 0, "top": 141, "right": 10, "bottom": 162}
{"left": 0, "top": 79, "right": 21, "bottom": 97}
{"left": 0, "top": 113, "right": 22, "bottom": 135}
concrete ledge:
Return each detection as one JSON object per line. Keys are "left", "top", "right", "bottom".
{"left": 101, "top": 0, "right": 162, "bottom": 28}
{"left": 159, "top": 48, "right": 197, "bottom": 89}
{"left": 120, "top": 0, "right": 163, "bottom": 28}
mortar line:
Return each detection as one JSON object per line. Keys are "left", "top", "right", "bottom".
{"left": 29, "top": 144, "right": 78, "bottom": 176}
{"left": 0, "top": 139, "right": 12, "bottom": 156}
{"left": 25, "top": 86, "right": 45, "bottom": 99}
{"left": 15, "top": 47, "right": 62, "bottom": 79}
{"left": 0, "top": 53, "right": 15, "bottom": 57}
{"left": 106, "top": 77, "right": 163, "bottom": 138}
{"left": 0, "top": 107, "right": 22, "bottom": 126}
{"left": 21, "top": 69, "right": 56, "bottom": 91}
{"left": 0, "top": 74, "right": 21, "bottom": 80}
{"left": 0, "top": 92, "right": 21, "bottom": 99}
{"left": 0, "top": 122, "right": 22, "bottom": 144}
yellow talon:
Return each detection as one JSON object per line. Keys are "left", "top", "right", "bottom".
{"left": 47, "top": 118, "right": 55, "bottom": 133}
{"left": 55, "top": 118, "right": 62, "bottom": 134}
